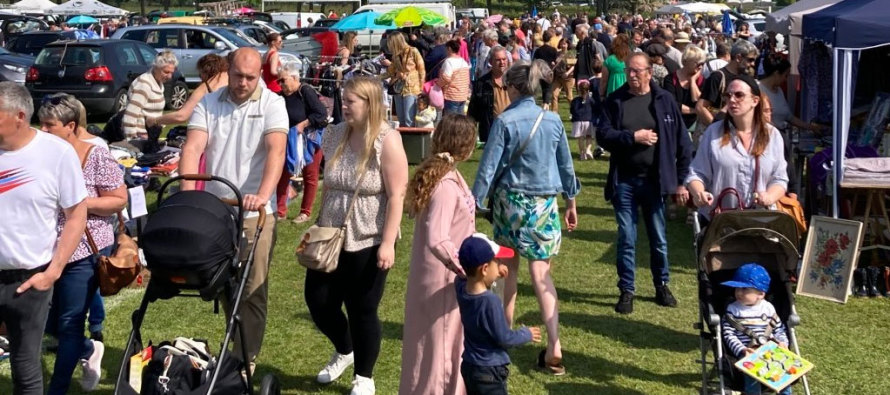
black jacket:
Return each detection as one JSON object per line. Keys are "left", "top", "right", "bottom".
{"left": 596, "top": 81, "right": 693, "bottom": 201}
{"left": 468, "top": 72, "right": 498, "bottom": 143}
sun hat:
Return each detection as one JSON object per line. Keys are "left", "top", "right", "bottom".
{"left": 458, "top": 233, "right": 515, "bottom": 270}
{"left": 722, "top": 263, "right": 770, "bottom": 293}
{"left": 674, "top": 31, "right": 691, "bottom": 44}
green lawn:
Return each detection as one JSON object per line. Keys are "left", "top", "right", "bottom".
{"left": 3, "top": 104, "right": 889, "bottom": 394}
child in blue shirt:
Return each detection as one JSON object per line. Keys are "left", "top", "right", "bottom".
{"left": 570, "top": 79, "right": 604, "bottom": 160}
{"left": 456, "top": 233, "right": 541, "bottom": 395}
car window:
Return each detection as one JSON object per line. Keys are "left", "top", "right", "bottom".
{"left": 145, "top": 29, "right": 182, "bottom": 49}
{"left": 4, "top": 20, "right": 44, "bottom": 35}
{"left": 209, "top": 27, "right": 254, "bottom": 47}
{"left": 8, "top": 34, "right": 60, "bottom": 54}
{"left": 247, "top": 28, "right": 266, "bottom": 43}
{"left": 184, "top": 29, "right": 219, "bottom": 50}
{"left": 36, "top": 46, "right": 102, "bottom": 66}
{"left": 114, "top": 43, "right": 142, "bottom": 66}
{"left": 136, "top": 45, "right": 158, "bottom": 65}
{"left": 120, "top": 30, "right": 147, "bottom": 42}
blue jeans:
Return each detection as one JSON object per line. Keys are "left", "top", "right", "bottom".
{"left": 745, "top": 376, "right": 792, "bottom": 395}
{"left": 612, "top": 176, "right": 670, "bottom": 293}
{"left": 45, "top": 246, "right": 109, "bottom": 395}
{"left": 461, "top": 362, "right": 508, "bottom": 395}
{"left": 394, "top": 94, "right": 417, "bottom": 127}
{"left": 443, "top": 100, "right": 465, "bottom": 115}
{"left": 88, "top": 290, "right": 104, "bottom": 334}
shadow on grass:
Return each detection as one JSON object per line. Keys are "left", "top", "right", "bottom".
{"left": 545, "top": 382, "right": 648, "bottom": 395}
{"left": 255, "top": 362, "right": 352, "bottom": 394}
{"left": 560, "top": 313, "right": 698, "bottom": 353}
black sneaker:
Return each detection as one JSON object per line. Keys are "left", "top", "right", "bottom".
{"left": 593, "top": 147, "right": 605, "bottom": 159}
{"left": 615, "top": 291, "right": 634, "bottom": 314}
{"left": 655, "top": 285, "right": 678, "bottom": 307}
{"left": 90, "top": 331, "right": 104, "bottom": 343}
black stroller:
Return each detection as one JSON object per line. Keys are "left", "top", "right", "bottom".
{"left": 114, "top": 174, "right": 280, "bottom": 395}
{"left": 692, "top": 210, "right": 812, "bottom": 395}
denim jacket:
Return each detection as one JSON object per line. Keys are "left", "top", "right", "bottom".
{"left": 472, "top": 96, "right": 581, "bottom": 208}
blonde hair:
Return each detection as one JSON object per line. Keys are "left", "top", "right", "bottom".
{"left": 407, "top": 114, "right": 477, "bottom": 216}
{"left": 387, "top": 32, "right": 409, "bottom": 56}
{"left": 73, "top": 97, "right": 87, "bottom": 132}
{"left": 342, "top": 31, "right": 358, "bottom": 53}
{"left": 329, "top": 76, "right": 387, "bottom": 175}
{"left": 682, "top": 45, "right": 707, "bottom": 66}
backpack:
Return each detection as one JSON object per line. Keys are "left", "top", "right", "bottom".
{"left": 140, "top": 338, "right": 245, "bottom": 395}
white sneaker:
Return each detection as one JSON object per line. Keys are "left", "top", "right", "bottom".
{"left": 316, "top": 351, "right": 354, "bottom": 384}
{"left": 350, "top": 374, "right": 375, "bottom": 395}
{"left": 80, "top": 340, "right": 104, "bottom": 391}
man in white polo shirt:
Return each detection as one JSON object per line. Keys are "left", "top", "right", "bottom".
{"left": 0, "top": 81, "right": 88, "bottom": 394}
{"left": 180, "top": 48, "right": 288, "bottom": 369}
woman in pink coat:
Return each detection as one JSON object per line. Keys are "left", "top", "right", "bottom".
{"left": 400, "top": 114, "right": 478, "bottom": 394}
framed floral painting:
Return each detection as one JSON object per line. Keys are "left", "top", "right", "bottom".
{"left": 797, "top": 216, "right": 865, "bottom": 303}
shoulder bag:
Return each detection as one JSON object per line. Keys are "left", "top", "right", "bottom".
{"left": 483, "top": 110, "right": 546, "bottom": 223}
{"left": 295, "top": 166, "right": 370, "bottom": 272}
{"left": 80, "top": 147, "right": 141, "bottom": 296}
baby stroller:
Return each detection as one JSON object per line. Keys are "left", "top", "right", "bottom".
{"left": 113, "top": 174, "right": 280, "bottom": 395}
{"left": 693, "top": 210, "right": 811, "bottom": 395}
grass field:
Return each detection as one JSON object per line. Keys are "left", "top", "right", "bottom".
{"left": 2, "top": 102, "right": 890, "bottom": 395}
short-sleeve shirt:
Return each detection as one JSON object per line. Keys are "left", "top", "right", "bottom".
{"left": 0, "top": 131, "right": 87, "bottom": 269}
{"left": 58, "top": 146, "right": 124, "bottom": 261}
{"left": 440, "top": 56, "right": 471, "bottom": 102}
{"left": 188, "top": 86, "right": 289, "bottom": 216}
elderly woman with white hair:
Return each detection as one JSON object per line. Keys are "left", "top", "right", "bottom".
{"left": 276, "top": 61, "right": 329, "bottom": 222}
{"left": 663, "top": 45, "right": 707, "bottom": 130}
{"left": 121, "top": 50, "right": 177, "bottom": 152}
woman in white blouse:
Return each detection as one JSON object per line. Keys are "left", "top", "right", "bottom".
{"left": 686, "top": 75, "right": 788, "bottom": 220}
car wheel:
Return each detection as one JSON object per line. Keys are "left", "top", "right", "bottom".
{"left": 167, "top": 81, "right": 188, "bottom": 110}
{"left": 112, "top": 90, "right": 128, "bottom": 114}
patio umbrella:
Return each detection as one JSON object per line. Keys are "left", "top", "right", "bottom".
{"left": 331, "top": 11, "right": 395, "bottom": 31}
{"left": 375, "top": 6, "right": 447, "bottom": 28}
{"left": 722, "top": 10, "right": 735, "bottom": 36}
{"left": 236, "top": 7, "right": 255, "bottom": 14}
{"left": 67, "top": 15, "right": 98, "bottom": 25}
{"left": 486, "top": 14, "right": 504, "bottom": 25}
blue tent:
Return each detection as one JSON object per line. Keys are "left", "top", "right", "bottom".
{"left": 802, "top": 0, "right": 890, "bottom": 49}
{"left": 801, "top": 0, "right": 890, "bottom": 217}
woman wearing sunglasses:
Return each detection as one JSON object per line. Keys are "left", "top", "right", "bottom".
{"left": 662, "top": 46, "right": 706, "bottom": 131}
{"left": 685, "top": 75, "right": 789, "bottom": 221}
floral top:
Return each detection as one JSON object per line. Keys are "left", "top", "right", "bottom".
{"left": 57, "top": 146, "right": 124, "bottom": 261}
{"left": 318, "top": 122, "right": 399, "bottom": 251}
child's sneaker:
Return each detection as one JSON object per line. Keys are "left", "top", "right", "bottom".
{"left": 350, "top": 374, "right": 375, "bottom": 395}
{"left": 316, "top": 351, "right": 354, "bottom": 384}
{"left": 80, "top": 340, "right": 104, "bottom": 391}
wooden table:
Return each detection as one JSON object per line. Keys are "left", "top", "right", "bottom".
{"left": 841, "top": 181, "right": 890, "bottom": 253}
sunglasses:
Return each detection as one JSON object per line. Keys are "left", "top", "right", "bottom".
{"left": 624, "top": 67, "right": 651, "bottom": 75}
{"left": 745, "top": 57, "right": 757, "bottom": 64}
{"left": 41, "top": 95, "right": 65, "bottom": 106}
{"left": 723, "top": 91, "right": 750, "bottom": 101}
{"left": 277, "top": 76, "right": 288, "bottom": 84}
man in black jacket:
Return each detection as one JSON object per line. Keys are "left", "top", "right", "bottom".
{"left": 597, "top": 52, "right": 693, "bottom": 314}
{"left": 468, "top": 46, "right": 510, "bottom": 144}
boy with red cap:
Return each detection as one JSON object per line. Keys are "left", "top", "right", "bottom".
{"left": 456, "top": 233, "right": 541, "bottom": 394}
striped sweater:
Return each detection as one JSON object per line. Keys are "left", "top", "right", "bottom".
{"left": 722, "top": 300, "right": 789, "bottom": 358}
{"left": 122, "top": 72, "right": 165, "bottom": 138}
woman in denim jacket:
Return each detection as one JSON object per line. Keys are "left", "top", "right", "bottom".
{"left": 472, "top": 59, "right": 581, "bottom": 375}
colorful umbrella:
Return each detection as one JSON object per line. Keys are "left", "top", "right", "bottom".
{"left": 486, "top": 14, "right": 504, "bottom": 25}
{"left": 67, "top": 15, "right": 98, "bottom": 25}
{"left": 331, "top": 11, "right": 395, "bottom": 31}
{"left": 374, "top": 6, "right": 447, "bottom": 27}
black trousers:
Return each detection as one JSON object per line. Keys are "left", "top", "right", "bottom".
{"left": 0, "top": 268, "right": 54, "bottom": 395}
{"left": 304, "top": 244, "right": 388, "bottom": 377}
{"left": 461, "top": 362, "right": 509, "bottom": 395}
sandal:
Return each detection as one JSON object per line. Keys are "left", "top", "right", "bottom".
{"left": 292, "top": 213, "right": 311, "bottom": 224}
{"left": 537, "top": 349, "right": 566, "bottom": 376}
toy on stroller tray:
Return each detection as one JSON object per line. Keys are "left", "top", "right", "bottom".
{"left": 692, "top": 210, "right": 812, "bottom": 395}
{"left": 113, "top": 174, "right": 280, "bottom": 395}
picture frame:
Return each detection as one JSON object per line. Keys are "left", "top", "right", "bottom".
{"left": 797, "top": 216, "right": 865, "bottom": 304}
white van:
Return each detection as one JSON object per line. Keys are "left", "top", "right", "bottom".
{"left": 271, "top": 12, "right": 326, "bottom": 30}
{"left": 351, "top": 1, "right": 455, "bottom": 52}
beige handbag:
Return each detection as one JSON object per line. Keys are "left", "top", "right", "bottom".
{"left": 295, "top": 168, "right": 368, "bottom": 272}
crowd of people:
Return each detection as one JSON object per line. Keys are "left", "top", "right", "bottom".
{"left": 0, "top": 7, "right": 803, "bottom": 395}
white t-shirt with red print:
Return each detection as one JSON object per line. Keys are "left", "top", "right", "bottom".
{"left": 0, "top": 130, "right": 87, "bottom": 270}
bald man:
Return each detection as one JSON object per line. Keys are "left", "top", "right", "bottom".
{"left": 181, "top": 48, "right": 289, "bottom": 370}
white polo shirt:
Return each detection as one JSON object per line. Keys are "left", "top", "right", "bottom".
{"left": 188, "top": 86, "right": 289, "bottom": 216}
{"left": 0, "top": 130, "right": 87, "bottom": 270}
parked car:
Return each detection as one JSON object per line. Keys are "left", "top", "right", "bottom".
{"left": 0, "top": 46, "right": 34, "bottom": 84}
{"left": 112, "top": 24, "right": 304, "bottom": 86}
{"left": 6, "top": 31, "right": 78, "bottom": 57}
{"left": 0, "top": 14, "right": 48, "bottom": 44}
{"left": 25, "top": 39, "right": 189, "bottom": 116}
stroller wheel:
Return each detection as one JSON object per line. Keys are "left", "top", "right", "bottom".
{"left": 259, "top": 374, "right": 280, "bottom": 395}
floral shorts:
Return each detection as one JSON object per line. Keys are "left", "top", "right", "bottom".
{"left": 492, "top": 189, "right": 562, "bottom": 260}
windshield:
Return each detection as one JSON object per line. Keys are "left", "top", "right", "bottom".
{"left": 210, "top": 27, "right": 255, "bottom": 47}
{"left": 35, "top": 46, "right": 102, "bottom": 66}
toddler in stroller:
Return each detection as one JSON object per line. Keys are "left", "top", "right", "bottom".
{"left": 721, "top": 263, "right": 790, "bottom": 395}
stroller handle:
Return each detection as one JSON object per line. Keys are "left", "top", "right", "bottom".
{"left": 157, "top": 174, "right": 246, "bottom": 233}
{"left": 221, "top": 198, "right": 267, "bottom": 229}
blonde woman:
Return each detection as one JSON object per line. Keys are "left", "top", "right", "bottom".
{"left": 386, "top": 32, "right": 425, "bottom": 127}
{"left": 306, "top": 76, "right": 408, "bottom": 395}
{"left": 338, "top": 31, "right": 359, "bottom": 66}
{"left": 400, "top": 114, "right": 477, "bottom": 395}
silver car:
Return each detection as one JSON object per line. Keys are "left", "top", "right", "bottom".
{"left": 112, "top": 24, "right": 305, "bottom": 86}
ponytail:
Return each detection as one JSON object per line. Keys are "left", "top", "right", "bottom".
{"left": 505, "top": 59, "right": 553, "bottom": 97}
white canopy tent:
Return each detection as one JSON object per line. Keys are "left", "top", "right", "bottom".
{"left": 655, "top": 2, "right": 730, "bottom": 16}
{"left": 49, "top": 0, "right": 128, "bottom": 16}
{"left": 10, "top": 0, "right": 58, "bottom": 13}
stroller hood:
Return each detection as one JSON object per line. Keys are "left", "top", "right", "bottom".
{"left": 699, "top": 210, "right": 800, "bottom": 275}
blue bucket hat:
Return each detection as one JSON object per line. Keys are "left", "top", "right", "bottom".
{"left": 722, "top": 263, "right": 770, "bottom": 293}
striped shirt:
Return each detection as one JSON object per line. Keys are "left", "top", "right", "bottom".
{"left": 122, "top": 72, "right": 165, "bottom": 138}
{"left": 722, "top": 300, "right": 789, "bottom": 358}
{"left": 440, "top": 57, "right": 471, "bottom": 102}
